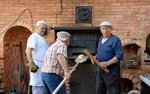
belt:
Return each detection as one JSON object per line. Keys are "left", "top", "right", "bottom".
{"left": 49, "top": 73, "right": 62, "bottom": 77}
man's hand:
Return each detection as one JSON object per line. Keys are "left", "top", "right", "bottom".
{"left": 27, "top": 61, "right": 39, "bottom": 73}
{"left": 99, "top": 62, "right": 109, "bottom": 68}
{"left": 64, "top": 71, "right": 71, "bottom": 79}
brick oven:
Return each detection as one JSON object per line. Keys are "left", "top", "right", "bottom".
{"left": 54, "top": 26, "right": 101, "bottom": 94}
{"left": 120, "top": 36, "right": 150, "bottom": 93}
{"left": 120, "top": 43, "right": 141, "bottom": 93}
{"left": 122, "top": 43, "right": 141, "bottom": 69}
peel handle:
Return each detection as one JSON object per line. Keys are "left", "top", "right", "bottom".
{"left": 83, "top": 49, "right": 109, "bottom": 74}
{"left": 52, "top": 62, "right": 80, "bottom": 94}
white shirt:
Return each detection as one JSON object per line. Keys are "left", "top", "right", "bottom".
{"left": 27, "top": 32, "right": 48, "bottom": 86}
{"left": 102, "top": 38, "right": 108, "bottom": 44}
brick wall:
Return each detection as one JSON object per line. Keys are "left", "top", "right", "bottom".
{"left": 0, "top": 0, "right": 150, "bottom": 43}
{"left": 0, "top": 0, "right": 150, "bottom": 93}
{"left": 2, "top": 26, "right": 31, "bottom": 93}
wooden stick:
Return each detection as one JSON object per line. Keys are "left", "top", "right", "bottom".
{"left": 83, "top": 49, "right": 109, "bottom": 74}
{"left": 52, "top": 62, "right": 80, "bottom": 94}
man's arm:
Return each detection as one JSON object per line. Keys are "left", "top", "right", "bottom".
{"left": 100, "top": 56, "right": 118, "bottom": 68}
{"left": 57, "top": 54, "right": 70, "bottom": 78}
{"left": 25, "top": 47, "right": 39, "bottom": 72}
{"left": 106, "top": 56, "right": 118, "bottom": 66}
{"left": 25, "top": 47, "right": 33, "bottom": 62}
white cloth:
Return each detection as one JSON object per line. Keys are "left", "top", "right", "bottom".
{"left": 102, "top": 38, "right": 108, "bottom": 44}
{"left": 32, "top": 86, "right": 46, "bottom": 94}
{"left": 27, "top": 32, "right": 48, "bottom": 86}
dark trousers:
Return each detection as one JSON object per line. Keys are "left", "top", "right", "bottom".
{"left": 96, "top": 70, "right": 121, "bottom": 94}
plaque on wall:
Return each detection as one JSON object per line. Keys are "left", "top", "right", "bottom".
{"left": 75, "top": 6, "right": 92, "bottom": 23}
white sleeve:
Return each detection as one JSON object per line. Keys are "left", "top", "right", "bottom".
{"left": 27, "top": 34, "right": 37, "bottom": 49}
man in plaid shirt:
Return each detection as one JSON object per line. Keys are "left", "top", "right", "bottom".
{"left": 41, "top": 31, "right": 71, "bottom": 94}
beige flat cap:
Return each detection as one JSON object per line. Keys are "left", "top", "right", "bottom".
{"left": 57, "top": 31, "right": 71, "bottom": 41}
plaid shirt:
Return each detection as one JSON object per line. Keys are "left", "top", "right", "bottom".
{"left": 41, "top": 40, "right": 68, "bottom": 76}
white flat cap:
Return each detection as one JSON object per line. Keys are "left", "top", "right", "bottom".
{"left": 36, "top": 20, "right": 47, "bottom": 27}
{"left": 57, "top": 31, "right": 71, "bottom": 41}
{"left": 99, "top": 21, "right": 112, "bottom": 27}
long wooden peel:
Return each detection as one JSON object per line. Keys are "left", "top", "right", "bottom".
{"left": 52, "top": 63, "right": 79, "bottom": 94}
{"left": 83, "top": 49, "right": 109, "bottom": 74}
{"left": 52, "top": 54, "right": 88, "bottom": 94}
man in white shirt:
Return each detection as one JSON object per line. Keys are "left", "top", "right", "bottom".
{"left": 26, "top": 20, "right": 49, "bottom": 94}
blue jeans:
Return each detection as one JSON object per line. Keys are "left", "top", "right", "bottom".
{"left": 42, "top": 73, "right": 66, "bottom": 94}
